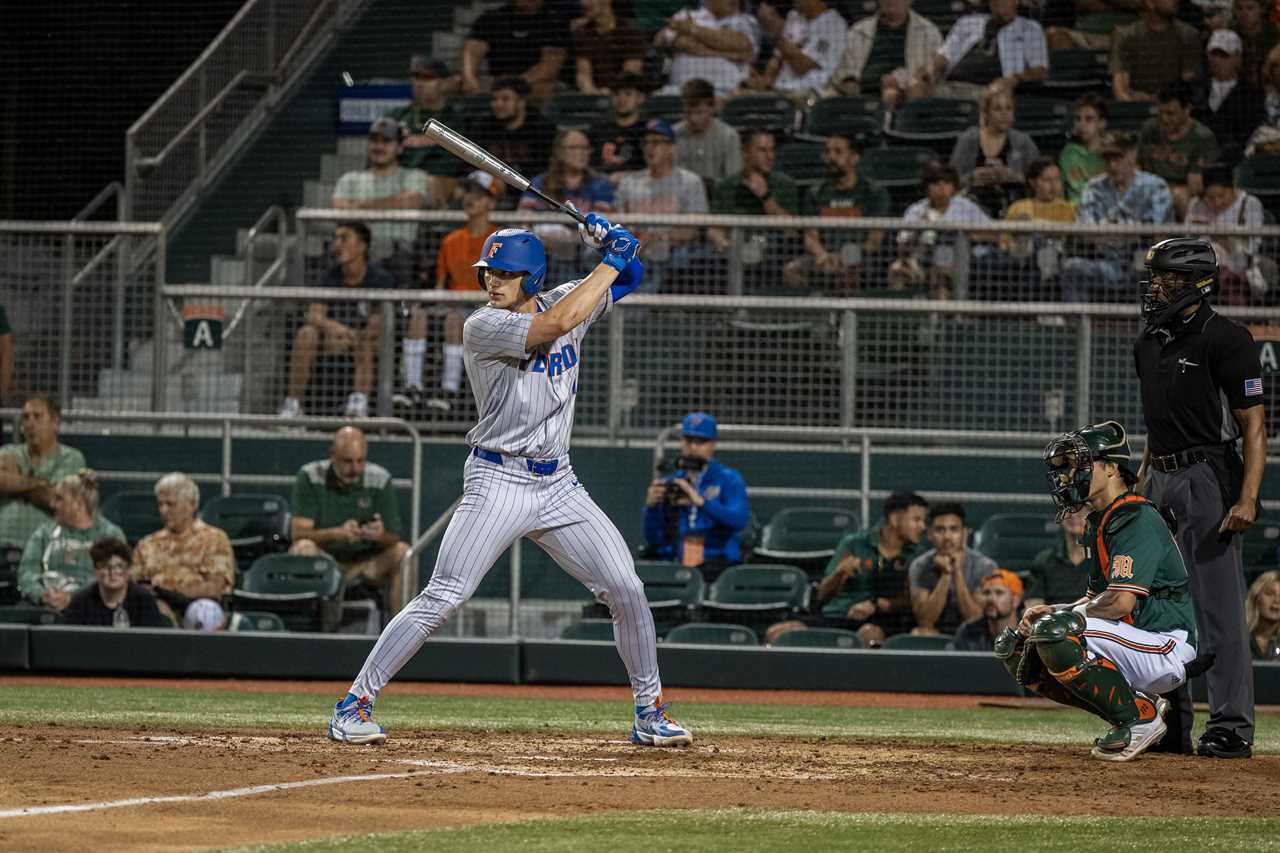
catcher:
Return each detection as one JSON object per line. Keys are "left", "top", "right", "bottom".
{"left": 995, "top": 420, "right": 1208, "bottom": 762}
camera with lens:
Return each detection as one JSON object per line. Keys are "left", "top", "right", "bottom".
{"left": 655, "top": 455, "right": 707, "bottom": 505}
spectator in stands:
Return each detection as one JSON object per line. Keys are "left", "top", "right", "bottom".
{"left": 133, "top": 472, "right": 235, "bottom": 630}
{"left": 708, "top": 128, "right": 799, "bottom": 262}
{"left": 386, "top": 56, "right": 464, "bottom": 189}
{"left": 588, "top": 72, "right": 650, "bottom": 180}
{"left": 332, "top": 117, "right": 429, "bottom": 277}
{"left": 59, "top": 538, "right": 167, "bottom": 628}
{"left": 908, "top": 502, "right": 998, "bottom": 635}
{"left": 1000, "top": 157, "right": 1075, "bottom": 295}
{"left": 17, "top": 469, "right": 125, "bottom": 613}
{"left": 396, "top": 171, "right": 502, "bottom": 413}
{"left": 655, "top": 0, "right": 761, "bottom": 99}
{"left": 1245, "top": 43, "right": 1280, "bottom": 154}
{"left": 950, "top": 568, "right": 1023, "bottom": 651}
{"left": 912, "top": 0, "right": 1048, "bottom": 101}
{"left": 831, "top": 0, "right": 943, "bottom": 109}
{"left": 673, "top": 78, "right": 743, "bottom": 188}
{"left": 1140, "top": 82, "right": 1219, "bottom": 218}
{"left": 1059, "top": 131, "right": 1173, "bottom": 302}
{"left": 765, "top": 490, "right": 929, "bottom": 647}
{"left": 1110, "top": 0, "right": 1202, "bottom": 102}
{"left": 949, "top": 85, "right": 1041, "bottom": 217}
{"left": 278, "top": 221, "right": 394, "bottom": 419}
{"left": 1059, "top": 93, "right": 1109, "bottom": 203}
{"left": 1234, "top": 0, "right": 1279, "bottom": 88}
{"left": 1184, "top": 164, "right": 1272, "bottom": 305}
{"left": 1246, "top": 570, "right": 1280, "bottom": 660}
{"left": 0, "top": 305, "right": 12, "bottom": 406}
{"left": 470, "top": 77, "right": 558, "bottom": 183}
{"left": 1024, "top": 507, "right": 1087, "bottom": 608}
{"left": 616, "top": 119, "right": 710, "bottom": 293}
{"left": 520, "top": 128, "right": 616, "bottom": 282}
{"left": 573, "top": 0, "right": 647, "bottom": 93}
{"left": 892, "top": 160, "right": 993, "bottom": 298}
{"left": 291, "top": 426, "right": 408, "bottom": 616}
{"left": 0, "top": 396, "right": 85, "bottom": 554}
{"left": 747, "top": 0, "right": 848, "bottom": 97}
{"left": 1195, "top": 30, "right": 1267, "bottom": 162}
{"left": 462, "top": 0, "right": 571, "bottom": 103}
{"left": 782, "top": 133, "right": 890, "bottom": 293}
{"left": 1044, "top": 0, "right": 1138, "bottom": 52}
{"left": 642, "top": 413, "right": 748, "bottom": 583}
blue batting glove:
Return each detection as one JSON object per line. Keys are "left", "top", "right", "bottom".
{"left": 601, "top": 225, "right": 639, "bottom": 271}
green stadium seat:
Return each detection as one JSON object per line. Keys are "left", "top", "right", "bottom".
{"left": 775, "top": 142, "right": 829, "bottom": 186}
{"left": 233, "top": 553, "right": 343, "bottom": 632}
{"left": 1043, "top": 50, "right": 1109, "bottom": 93}
{"left": 1242, "top": 516, "right": 1280, "bottom": 583}
{"left": 859, "top": 145, "right": 935, "bottom": 188}
{"left": 701, "top": 564, "right": 809, "bottom": 631}
{"left": 644, "top": 94, "right": 685, "bottom": 125}
{"left": 559, "top": 618, "right": 616, "bottom": 641}
{"left": 1014, "top": 98, "right": 1072, "bottom": 150}
{"left": 721, "top": 94, "right": 797, "bottom": 132}
{"left": 882, "top": 633, "right": 952, "bottom": 650}
{"left": 664, "top": 621, "right": 760, "bottom": 646}
{"left": 0, "top": 544, "right": 21, "bottom": 605}
{"left": 1235, "top": 156, "right": 1280, "bottom": 206}
{"left": 228, "top": 610, "right": 287, "bottom": 632}
{"left": 884, "top": 98, "right": 979, "bottom": 154}
{"left": 1104, "top": 100, "right": 1156, "bottom": 134}
{"left": 634, "top": 560, "right": 704, "bottom": 635}
{"left": 800, "top": 96, "right": 883, "bottom": 143}
{"left": 772, "top": 627, "right": 863, "bottom": 649}
{"left": 973, "top": 513, "right": 1059, "bottom": 573}
{"left": 548, "top": 93, "right": 611, "bottom": 130}
{"left": 198, "top": 493, "right": 291, "bottom": 575}
{"left": 99, "top": 489, "right": 163, "bottom": 546}
{"left": 754, "top": 507, "right": 859, "bottom": 575}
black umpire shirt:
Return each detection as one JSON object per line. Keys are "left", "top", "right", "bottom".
{"left": 1134, "top": 304, "right": 1265, "bottom": 456}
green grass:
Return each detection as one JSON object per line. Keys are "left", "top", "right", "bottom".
{"left": 216, "top": 810, "right": 1280, "bottom": 853}
{"left": 0, "top": 683, "right": 1276, "bottom": 752}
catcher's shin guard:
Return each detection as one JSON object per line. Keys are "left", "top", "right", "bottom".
{"left": 1026, "top": 610, "right": 1144, "bottom": 728}
{"left": 995, "top": 625, "right": 1100, "bottom": 715}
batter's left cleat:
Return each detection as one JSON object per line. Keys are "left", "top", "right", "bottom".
{"left": 1091, "top": 693, "right": 1166, "bottom": 762}
{"left": 631, "top": 696, "right": 693, "bottom": 747}
{"left": 327, "top": 693, "right": 387, "bottom": 744}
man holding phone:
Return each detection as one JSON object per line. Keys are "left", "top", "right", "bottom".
{"left": 290, "top": 426, "right": 408, "bottom": 616}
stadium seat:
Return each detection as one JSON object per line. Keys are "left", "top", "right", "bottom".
{"left": 701, "top": 564, "right": 809, "bottom": 631}
{"left": 228, "top": 610, "right": 287, "bottom": 632}
{"left": 664, "top": 621, "right": 760, "bottom": 646}
{"left": 772, "top": 627, "right": 863, "bottom": 649}
{"left": 1243, "top": 516, "right": 1280, "bottom": 583}
{"left": 973, "top": 513, "right": 1059, "bottom": 573}
{"left": 1235, "top": 156, "right": 1280, "bottom": 208}
{"left": 1104, "top": 100, "right": 1156, "bottom": 134}
{"left": 754, "top": 507, "right": 859, "bottom": 575}
{"left": 548, "top": 93, "right": 611, "bottom": 130}
{"left": 800, "top": 96, "right": 883, "bottom": 143}
{"left": 644, "top": 94, "right": 685, "bottom": 125}
{"left": 720, "top": 94, "right": 798, "bottom": 133}
{"left": 99, "top": 489, "right": 163, "bottom": 546}
{"left": 0, "top": 544, "right": 21, "bottom": 605}
{"left": 198, "top": 493, "right": 291, "bottom": 575}
{"left": 1014, "top": 98, "right": 1072, "bottom": 151}
{"left": 775, "top": 142, "right": 829, "bottom": 186}
{"left": 882, "top": 633, "right": 952, "bottom": 650}
{"left": 559, "top": 618, "right": 616, "bottom": 641}
{"left": 0, "top": 604, "right": 53, "bottom": 625}
{"left": 1042, "top": 50, "right": 1109, "bottom": 93}
{"left": 858, "top": 145, "right": 936, "bottom": 211}
{"left": 634, "top": 560, "right": 704, "bottom": 635}
{"left": 884, "top": 98, "right": 979, "bottom": 154}
{"left": 232, "top": 553, "right": 343, "bottom": 632}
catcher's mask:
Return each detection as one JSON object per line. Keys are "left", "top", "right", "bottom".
{"left": 1043, "top": 420, "right": 1132, "bottom": 520}
{"left": 1139, "top": 237, "right": 1218, "bottom": 331}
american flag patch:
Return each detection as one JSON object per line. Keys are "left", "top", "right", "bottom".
{"left": 1245, "top": 377, "right": 1264, "bottom": 397}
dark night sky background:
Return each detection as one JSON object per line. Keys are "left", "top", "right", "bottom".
{"left": 1, "top": 1, "right": 245, "bottom": 220}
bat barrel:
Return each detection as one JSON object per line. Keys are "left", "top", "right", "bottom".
{"left": 422, "top": 119, "right": 532, "bottom": 192}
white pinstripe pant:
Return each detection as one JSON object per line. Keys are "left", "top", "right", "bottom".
{"left": 349, "top": 452, "right": 662, "bottom": 705}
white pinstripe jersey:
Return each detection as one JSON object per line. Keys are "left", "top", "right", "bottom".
{"left": 462, "top": 280, "right": 612, "bottom": 459}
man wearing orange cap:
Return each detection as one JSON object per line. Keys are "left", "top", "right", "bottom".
{"left": 951, "top": 569, "right": 1022, "bottom": 651}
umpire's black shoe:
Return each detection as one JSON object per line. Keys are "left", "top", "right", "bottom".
{"left": 1197, "top": 728, "right": 1252, "bottom": 759}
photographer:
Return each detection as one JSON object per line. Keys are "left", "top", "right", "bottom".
{"left": 642, "top": 413, "right": 748, "bottom": 583}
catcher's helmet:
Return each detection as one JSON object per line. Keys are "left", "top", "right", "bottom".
{"left": 473, "top": 228, "right": 547, "bottom": 296}
{"left": 1042, "top": 420, "right": 1133, "bottom": 520}
{"left": 1140, "top": 237, "right": 1218, "bottom": 330}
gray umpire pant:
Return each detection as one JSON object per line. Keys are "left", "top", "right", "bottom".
{"left": 1144, "top": 461, "right": 1255, "bottom": 744}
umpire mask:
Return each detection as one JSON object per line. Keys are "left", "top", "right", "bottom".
{"left": 1139, "top": 238, "right": 1218, "bottom": 331}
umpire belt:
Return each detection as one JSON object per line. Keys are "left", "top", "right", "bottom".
{"left": 472, "top": 447, "right": 560, "bottom": 476}
{"left": 1149, "top": 448, "right": 1208, "bottom": 474}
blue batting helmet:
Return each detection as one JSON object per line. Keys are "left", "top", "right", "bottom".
{"left": 473, "top": 228, "right": 547, "bottom": 296}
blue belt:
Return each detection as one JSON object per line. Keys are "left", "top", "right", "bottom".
{"left": 472, "top": 447, "right": 559, "bottom": 476}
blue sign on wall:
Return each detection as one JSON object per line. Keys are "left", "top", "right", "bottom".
{"left": 337, "top": 83, "right": 412, "bottom": 135}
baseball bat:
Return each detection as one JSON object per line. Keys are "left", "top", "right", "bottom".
{"left": 422, "top": 119, "right": 588, "bottom": 226}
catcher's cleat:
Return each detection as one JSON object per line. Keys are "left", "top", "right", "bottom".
{"left": 328, "top": 693, "right": 387, "bottom": 744}
{"left": 631, "top": 695, "right": 693, "bottom": 747}
{"left": 1091, "top": 693, "right": 1167, "bottom": 762}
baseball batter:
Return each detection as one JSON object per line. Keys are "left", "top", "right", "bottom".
{"left": 995, "top": 420, "right": 1203, "bottom": 762}
{"left": 327, "top": 214, "right": 692, "bottom": 748}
